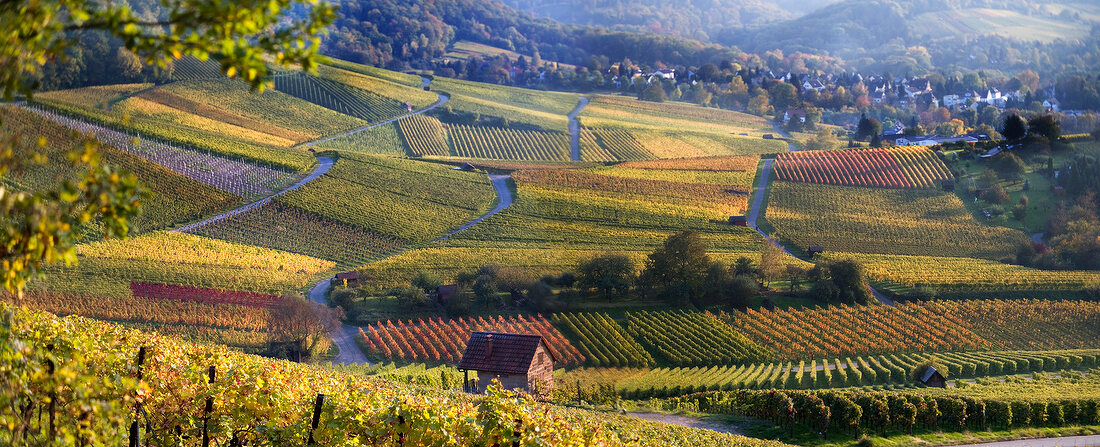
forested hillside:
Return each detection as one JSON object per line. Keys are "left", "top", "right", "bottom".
{"left": 498, "top": 0, "right": 794, "bottom": 40}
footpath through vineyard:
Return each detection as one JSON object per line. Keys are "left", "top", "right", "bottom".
{"left": 568, "top": 96, "right": 589, "bottom": 161}
{"left": 297, "top": 76, "right": 448, "bottom": 147}
{"left": 752, "top": 125, "right": 894, "bottom": 305}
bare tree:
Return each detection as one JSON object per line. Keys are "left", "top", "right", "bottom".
{"left": 267, "top": 292, "right": 342, "bottom": 362}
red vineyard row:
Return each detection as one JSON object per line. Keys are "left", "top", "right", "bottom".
{"left": 774, "top": 149, "right": 913, "bottom": 188}
{"left": 129, "top": 282, "right": 279, "bottom": 308}
{"left": 361, "top": 314, "right": 584, "bottom": 366}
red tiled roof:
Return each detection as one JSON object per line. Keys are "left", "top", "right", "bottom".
{"left": 458, "top": 331, "right": 554, "bottom": 374}
{"left": 336, "top": 271, "right": 359, "bottom": 280}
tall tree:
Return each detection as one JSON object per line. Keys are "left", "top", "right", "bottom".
{"left": 639, "top": 230, "right": 711, "bottom": 306}
{"left": 576, "top": 252, "right": 635, "bottom": 301}
{"left": 1002, "top": 114, "right": 1028, "bottom": 142}
{"left": 1028, "top": 115, "right": 1061, "bottom": 141}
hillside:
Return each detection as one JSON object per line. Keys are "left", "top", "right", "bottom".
{"left": 724, "top": 0, "right": 1100, "bottom": 75}
{"left": 1, "top": 304, "right": 790, "bottom": 446}
{"left": 498, "top": 0, "right": 794, "bottom": 40}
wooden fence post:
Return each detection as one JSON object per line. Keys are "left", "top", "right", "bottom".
{"left": 45, "top": 343, "right": 56, "bottom": 440}
{"left": 307, "top": 394, "right": 325, "bottom": 445}
{"left": 201, "top": 366, "right": 216, "bottom": 447}
{"left": 129, "top": 346, "right": 146, "bottom": 447}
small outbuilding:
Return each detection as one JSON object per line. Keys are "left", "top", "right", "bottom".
{"left": 807, "top": 245, "right": 825, "bottom": 258}
{"left": 763, "top": 134, "right": 775, "bottom": 140}
{"left": 920, "top": 366, "right": 947, "bottom": 388}
{"left": 433, "top": 284, "right": 459, "bottom": 303}
{"left": 335, "top": 271, "right": 359, "bottom": 287}
{"left": 458, "top": 332, "right": 556, "bottom": 398}
{"left": 455, "top": 162, "right": 477, "bottom": 172}
{"left": 941, "top": 179, "right": 955, "bottom": 192}
{"left": 729, "top": 216, "right": 748, "bottom": 227}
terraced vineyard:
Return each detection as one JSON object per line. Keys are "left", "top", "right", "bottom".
{"left": 723, "top": 304, "right": 988, "bottom": 360}
{"left": 315, "top": 122, "right": 407, "bottom": 155}
{"left": 156, "top": 79, "right": 365, "bottom": 140}
{"left": 723, "top": 299, "right": 1100, "bottom": 359}
{"left": 822, "top": 252, "right": 1100, "bottom": 293}
{"left": 24, "top": 106, "right": 302, "bottom": 200}
{"left": 31, "top": 232, "right": 332, "bottom": 297}
{"left": 585, "top": 128, "right": 652, "bottom": 160}
{"left": 276, "top": 154, "right": 494, "bottom": 243}
{"left": 397, "top": 114, "right": 451, "bottom": 156}
{"left": 360, "top": 163, "right": 772, "bottom": 287}
{"left": 5, "top": 306, "right": 784, "bottom": 447}
{"left": 553, "top": 313, "right": 655, "bottom": 367}
{"left": 449, "top": 124, "right": 571, "bottom": 160}
{"left": 315, "top": 64, "right": 438, "bottom": 108}
{"left": 361, "top": 314, "right": 584, "bottom": 366}
{"left": 34, "top": 85, "right": 316, "bottom": 171}
{"left": 272, "top": 72, "right": 408, "bottom": 124}
{"left": 774, "top": 147, "right": 953, "bottom": 188}
{"left": 622, "top": 311, "right": 772, "bottom": 366}
{"left": 608, "top": 349, "right": 1100, "bottom": 398}
{"left": 187, "top": 201, "right": 404, "bottom": 267}
{"left": 1, "top": 106, "right": 239, "bottom": 232}
{"left": 766, "top": 182, "right": 1028, "bottom": 258}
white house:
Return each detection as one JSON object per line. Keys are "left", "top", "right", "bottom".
{"left": 942, "top": 94, "right": 961, "bottom": 108}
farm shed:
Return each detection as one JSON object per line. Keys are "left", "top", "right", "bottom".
{"left": 920, "top": 366, "right": 946, "bottom": 388}
{"left": 459, "top": 332, "right": 556, "bottom": 398}
{"left": 807, "top": 246, "right": 825, "bottom": 258}
{"left": 941, "top": 179, "right": 955, "bottom": 192}
{"left": 728, "top": 216, "right": 748, "bottom": 227}
{"left": 433, "top": 284, "right": 459, "bottom": 303}
{"left": 335, "top": 271, "right": 359, "bottom": 287}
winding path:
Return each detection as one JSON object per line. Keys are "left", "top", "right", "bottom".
{"left": 437, "top": 174, "right": 513, "bottom": 240}
{"left": 314, "top": 172, "right": 513, "bottom": 364}
{"left": 308, "top": 278, "right": 371, "bottom": 365}
{"left": 945, "top": 434, "right": 1100, "bottom": 447}
{"left": 748, "top": 125, "right": 894, "bottom": 306}
{"left": 568, "top": 97, "right": 589, "bottom": 161}
{"left": 173, "top": 156, "right": 333, "bottom": 233}
{"left": 299, "top": 90, "right": 449, "bottom": 147}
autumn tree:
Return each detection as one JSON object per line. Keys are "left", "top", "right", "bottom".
{"left": 267, "top": 292, "right": 343, "bottom": 362}
{"left": 758, "top": 242, "right": 785, "bottom": 287}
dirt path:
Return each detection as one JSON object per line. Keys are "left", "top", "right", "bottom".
{"left": 316, "top": 172, "right": 513, "bottom": 364}
{"left": 747, "top": 153, "right": 894, "bottom": 306}
{"left": 945, "top": 435, "right": 1100, "bottom": 447}
{"left": 437, "top": 174, "right": 513, "bottom": 240}
{"left": 568, "top": 97, "right": 589, "bottom": 161}
{"left": 308, "top": 278, "right": 370, "bottom": 365}
{"left": 628, "top": 412, "right": 746, "bottom": 435}
{"left": 173, "top": 156, "right": 333, "bottom": 233}
{"left": 298, "top": 77, "right": 448, "bottom": 148}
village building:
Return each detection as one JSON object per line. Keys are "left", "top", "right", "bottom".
{"left": 459, "top": 332, "right": 556, "bottom": 398}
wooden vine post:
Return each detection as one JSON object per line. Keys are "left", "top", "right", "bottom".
{"left": 307, "top": 394, "right": 325, "bottom": 445}
{"left": 201, "top": 366, "right": 216, "bottom": 447}
{"left": 129, "top": 346, "right": 146, "bottom": 447}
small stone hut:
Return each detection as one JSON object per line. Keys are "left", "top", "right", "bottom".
{"left": 458, "top": 332, "right": 555, "bottom": 397}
